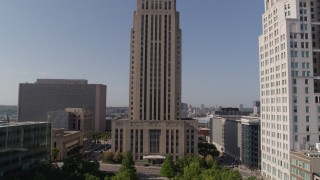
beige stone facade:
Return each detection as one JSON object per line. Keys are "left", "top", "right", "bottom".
{"left": 128, "top": 0, "right": 181, "bottom": 121}
{"left": 111, "top": 119, "right": 198, "bottom": 162}
{"left": 65, "top": 108, "right": 94, "bottom": 147}
{"left": 52, "top": 128, "right": 84, "bottom": 160}
{"left": 112, "top": 0, "right": 198, "bottom": 162}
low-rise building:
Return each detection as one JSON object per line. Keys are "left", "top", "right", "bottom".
{"left": 48, "top": 108, "right": 93, "bottom": 148}
{"left": 290, "top": 150, "right": 320, "bottom": 180}
{"left": 112, "top": 119, "right": 198, "bottom": 163}
{"left": 0, "top": 121, "right": 51, "bottom": 178}
{"left": 52, "top": 128, "right": 84, "bottom": 160}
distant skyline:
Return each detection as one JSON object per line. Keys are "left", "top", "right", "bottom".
{"left": 0, "top": 1, "right": 263, "bottom": 108}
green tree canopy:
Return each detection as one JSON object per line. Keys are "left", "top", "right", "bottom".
{"left": 160, "top": 154, "right": 175, "bottom": 178}
{"left": 52, "top": 148, "right": 59, "bottom": 161}
{"left": 112, "top": 151, "right": 137, "bottom": 180}
{"left": 113, "top": 150, "right": 123, "bottom": 163}
{"left": 198, "top": 141, "right": 220, "bottom": 157}
{"left": 103, "top": 151, "right": 114, "bottom": 163}
{"left": 204, "top": 154, "right": 216, "bottom": 168}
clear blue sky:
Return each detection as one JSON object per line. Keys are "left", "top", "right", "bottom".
{"left": 0, "top": 0, "right": 264, "bottom": 108}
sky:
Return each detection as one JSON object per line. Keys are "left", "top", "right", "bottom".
{"left": 0, "top": 0, "right": 264, "bottom": 108}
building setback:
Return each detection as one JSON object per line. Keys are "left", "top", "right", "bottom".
{"left": 259, "top": 0, "right": 320, "bottom": 179}
{"left": 18, "top": 79, "right": 106, "bottom": 132}
{"left": 112, "top": 0, "right": 197, "bottom": 162}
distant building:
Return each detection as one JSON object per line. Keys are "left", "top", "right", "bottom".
{"left": 52, "top": 128, "right": 84, "bottom": 160}
{"left": 252, "top": 101, "right": 260, "bottom": 108}
{"left": 239, "top": 104, "right": 244, "bottom": 112}
{"left": 0, "top": 121, "right": 51, "bottom": 178}
{"left": 18, "top": 79, "right": 106, "bottom": 132}
{"left": 210, "top": 116, "right": 260, "bottom": 170}
{"left": 290, "top": 150, "right": 320, "bottom": 180}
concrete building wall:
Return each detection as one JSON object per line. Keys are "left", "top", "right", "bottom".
{"left": 224, "top": 119, "right": 241, "bottom": 160}
{"left": 47, "top": 110, "right": 70, "bottom": 129}
{"left": 210, "top": 117, "right": 224, "bottom": 152}
{"left": 18, "top": 79, "right": 106, "bottom": 132}
{"left": 52, "top": 128, "right": 84, "bottom": 160}
{"left": 210, "top": 117, "right": 241, "bottom": 159}
{"left": 259, "top": 1, "right": 320, "bottom": 179}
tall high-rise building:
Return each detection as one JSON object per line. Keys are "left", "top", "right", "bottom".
{"left": 18, "top": 79, "right": 106, "bottom": 132}
{"left": 128, "top": 0, "right": 181, "bottom": 121}
{"left": 112, "top": 0, "right": 197, "bottom": 163}
{"left": 259, "top": 1, "right": 320, "bottom": 179}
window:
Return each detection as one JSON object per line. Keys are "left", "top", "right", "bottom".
{"left": 305, "top": 87, "right": 309, "bottom": 94}
{"left": 306, "top": 106, "right": 309, "bottom": 113}
{"left": 294, "top": 116, "right": 298, "bottom": 122}
{"left": 307, "top": 135, "right": 310, "bottom": 141}
{"left": 306, "top": 125, "right": 309, "bottom": 132}
{"left": 149, "top": 130, "right": 161, "bottom": 153}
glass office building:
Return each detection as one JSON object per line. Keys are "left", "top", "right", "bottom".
{"left": 0, "top": 121, "right": 51, "bottom": 178}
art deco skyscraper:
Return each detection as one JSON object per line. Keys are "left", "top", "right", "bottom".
{"left": 129, "top": 0, "right": 181, "bottom": 121}
{"left": 112, "top": 0, "right": 197, "bottom": 163}
{"left": 259, "top": 0, "right": 320, "bottom": 179}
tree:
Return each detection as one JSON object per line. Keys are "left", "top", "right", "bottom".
{"left": 62, "top": 155, "right": 100, "bottom": 178}
{"left": 112, "top": 169, "right": 136, "bottom": 180}
{"left": 52, "top": 148, "right": 59, "bottom": 161}
{"left": 113, "top": 150, "right": 123, "bottom": 163}
{"left": 175, "top": 155, "right": 193, "bottom": 175}
{"left": 112, "top": 151, "right": 137, "bottom": 180}
{"left": 92, "top": 132, "right": 101, "bottom": 143}
{"left": 85, "top": 173, "right": 100, "bottom": 180}
{"left": 34, "top": 172, "right": 46, "bottom": 180}
{"left": 101, "top": 132, "right": 111, "bottom": 142}
{"left": 120, "top": 150, "right": 136, "bottom": 173}
{"left": 161, "top": 154, "right": 175, "bottom": 179}
{"left": 103, "top": 151, "right": 114, "bottom": 163}
{"left": 198, "top": 141, "right": 219, "bottom": 157}
{"left": 183, "top": 160, "right": 202, "bottom": 180}
{"left": 204, "top": 154, "right": 215, "bottom": 168}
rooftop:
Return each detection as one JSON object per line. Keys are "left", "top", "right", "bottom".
{"left": 0, "top": 121, "right": 49, "bottom": 128}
